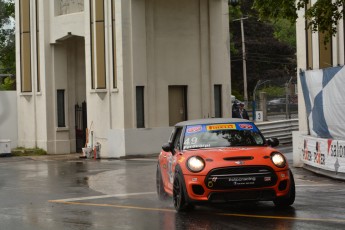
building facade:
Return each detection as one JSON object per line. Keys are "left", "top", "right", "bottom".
{"left": 15, "top": 0, "right": 231, "bottom": 157}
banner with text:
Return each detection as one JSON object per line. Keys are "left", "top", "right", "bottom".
{"left": 301, "top": 136, "right": 345, "bottom": 173}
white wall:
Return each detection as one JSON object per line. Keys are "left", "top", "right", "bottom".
{"left": 0, "top": 91, "right": 18, "bottom": 148}
{"left": 89, "top": 0, "right": 231, "bottom": 157}
{"left": 15, "top": 0, "right": 231, "bottom": 157}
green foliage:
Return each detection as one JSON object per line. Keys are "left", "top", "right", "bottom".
{"left": 12, "top": 147, "right": 47, "bottom": 156}
{"left": 253, "top": 0, "right": 344, "bottom": 43}
{"left": 260, "top": 86, "right": 285, "bottom": 97}
{"left": 271, "top": 19, "right": 296, "bottom": 48}
{"left": 0, "top": 0, "right": 15, "bottom": 74}
{"left": 229, "top": 4, "right": 243, "bottom": 54}
{"left": 230, "top": 0, "right": 296, "bottom": 99}
{"left": 0, "top": 76, "right": 15, "bottom": 90}
{"left": 231, "top": 89, "right": 243, "bottom": 101}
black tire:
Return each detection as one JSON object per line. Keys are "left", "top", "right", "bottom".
{"left": 173, "top": 171, "right": 193, "bottom": 212}
{"left": 273, "top": 170, "right": 295, "bottom": 207}
{"left": 156, "top": 165, "right": 168, "bottom": 201}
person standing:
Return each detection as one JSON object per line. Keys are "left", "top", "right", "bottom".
{"left": 233, "top": 102, "right": 249, "bottom": 120}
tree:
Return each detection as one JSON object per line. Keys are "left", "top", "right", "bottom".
{"left": 230, "top": 0, "right": 296, "bottom": 100}
{"left": 0, "top": 0, "right": 15, "bottom": 74}
{"left": 271, "top": 18, "right": 296, "bottom": 48}
{"left": 253, "top": 0, "right": 343, "bottom": 42}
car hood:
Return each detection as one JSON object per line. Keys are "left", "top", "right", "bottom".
{"left": 180, "top": 146, "right": 287, "bottom": 174}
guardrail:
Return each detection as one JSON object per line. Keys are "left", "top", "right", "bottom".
{"left": 255, "top": 119, "right": 299, "bottom": 145}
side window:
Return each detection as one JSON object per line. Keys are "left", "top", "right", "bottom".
{"left": 168, "top": 129, "right": 175, "bottom": 143}
{"left": 173, "top": 128, "right": 183, "bottom": 150}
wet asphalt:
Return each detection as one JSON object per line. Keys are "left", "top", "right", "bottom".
{"left": 1, "top": 146, "right": 345, "bottom": 230}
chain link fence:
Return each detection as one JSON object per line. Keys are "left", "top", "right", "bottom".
{"left": 235, "top": 81, "right": 298, "bottom": 122}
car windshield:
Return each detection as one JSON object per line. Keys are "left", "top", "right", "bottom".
{"left": 183, "top": 123, "right": 265, "bottom": 150}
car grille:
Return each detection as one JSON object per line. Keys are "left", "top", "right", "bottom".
{"left": 208, "top": 189, "right": 276, "bottom": 202}
{"left": 205, "top": 166, "right": 277, "bottom": 190}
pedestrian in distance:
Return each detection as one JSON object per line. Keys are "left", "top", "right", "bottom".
{"left": 232, "top": 100, "right": 239, "bottom": 118}
{"left": 233, "top": 102, "right": 249, "bottom": 120}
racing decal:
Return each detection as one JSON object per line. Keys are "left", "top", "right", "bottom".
{"left": 167, "top": 155, "right": 174, "bottom": 184}
{"left": 206, "top": 124, "right": 236, "bottom": 131}
{"left": 178, "top": 157, "right": 185, "bottom": 163}
{"left": 186, "top": 125, "right": 203, "bottom": 134}
{"left": 184, "top": 144, "right": 211, "bottom": 150}
{"left": 184, "top": 137, "right": 198, "bottom": 146}
{"left": 239, "top": 124, "right": 253, "bottom": 129}
{"left": 183, "top": 136, "right": 211, "bottom": 150}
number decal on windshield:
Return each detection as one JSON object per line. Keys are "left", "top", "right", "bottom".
{"left": 184, "top": 137, "right": 198, "bottom": 146}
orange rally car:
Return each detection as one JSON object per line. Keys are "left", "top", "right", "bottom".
{"left": 156, "top": 118, "right": 295, "bottom": 211}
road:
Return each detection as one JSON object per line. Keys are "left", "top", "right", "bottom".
{"left": 1, "top": 146, "right": 345, "bottom": 230}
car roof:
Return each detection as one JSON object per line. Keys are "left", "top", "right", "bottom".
{"left": 175, "top": 118, "right": 251, "bottom": 127}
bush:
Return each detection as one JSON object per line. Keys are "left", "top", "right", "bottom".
{"left": 11, "top": 147, "right": 47, "bottom": 156}
{"left": 0, "top": 76, "right": 16, "bottom": 90}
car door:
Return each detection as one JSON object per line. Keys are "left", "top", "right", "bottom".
{"left": 166, "top": 127, "right": 183, "bottom": 192}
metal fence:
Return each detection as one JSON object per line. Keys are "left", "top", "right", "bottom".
{"left": 240, "top": 95, "right": 298, "bottom": 122}
{"left": 256, "top": 119, "right": 299, "bottom": 145}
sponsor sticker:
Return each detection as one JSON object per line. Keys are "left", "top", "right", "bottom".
{"left": 206, "top": 124, "right": 236, "bottom": 131}
{"left": 228, "top": 177, "right": 256, "bottom": 182}
{"left": 239, "top": 123, "right": 253, "bottom": 129}
{"left": 186, "top": 125, "right": 202, "bottom": 134}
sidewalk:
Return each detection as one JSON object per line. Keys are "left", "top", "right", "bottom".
{"left": 5, "top": 152, "right": 159, "bottom": 161}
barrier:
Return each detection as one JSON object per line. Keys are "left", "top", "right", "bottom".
{"left": 256, "top": 119, "right": 299, "bottom": 145}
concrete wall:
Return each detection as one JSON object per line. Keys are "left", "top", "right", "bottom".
{"left": 0, "top": 91, "right": 18, "bottom": 148}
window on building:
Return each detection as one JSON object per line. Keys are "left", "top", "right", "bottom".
{"left": 57, "top": 90, "right": 66, "bottom": 127}
{"left": 136, "top": 86, "right": 145, "bottom": 128}
{"left": 90, "top": 0, "right": 106, "bottom": 89}
{"left": 305, "top": 3, "right": 313, "bottom": 70}
{"left": 214, "top": 85, "right": 222, "bottom": 118}
{"left": 20, "top": 0, "right": 32, "bottom": 92}
{"left": 306, "top": 25, "right": 313, "bottom": 69}
{"left": 319, "top": 32, "right": 332, "bottom": 68}
{"left": 36, "top": 0, "right": 40, "bottom": 92}
{"left": 111, "top": 0, "right": 117, "bottom": 88}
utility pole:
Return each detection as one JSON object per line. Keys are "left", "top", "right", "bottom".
{"left": 233, "top": 17, "right": 248, "bottom": 105}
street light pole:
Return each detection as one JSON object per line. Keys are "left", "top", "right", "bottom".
{"left": 233, "top": 17, "right": 248, "bottom": 105}
{"left": 240, "top": 18, "right": 248, "bottom": 105}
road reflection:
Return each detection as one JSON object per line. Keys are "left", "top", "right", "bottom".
{"left": 158, "top": 202, "right": 297, "bottom": 230}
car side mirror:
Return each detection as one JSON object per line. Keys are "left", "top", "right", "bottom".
{"left": 162, "top": 143, "right": 172, "bottom": 152}
{"left": 266, "top": 137, "right": 279, "bottom": 147}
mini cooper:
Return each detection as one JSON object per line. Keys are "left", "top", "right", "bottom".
{"left": 156, "top": 118, "right": 295, "bottom": 211}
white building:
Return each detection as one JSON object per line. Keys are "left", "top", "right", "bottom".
{"left": 15, "top": 0, "right": 231, "bottom": 157}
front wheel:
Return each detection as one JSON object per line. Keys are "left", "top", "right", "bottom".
{"left": 173, "top": 172, "right": 193, "bottom": 212}
{"left": 273, "top": 170, "right": 295, "bottom": 207}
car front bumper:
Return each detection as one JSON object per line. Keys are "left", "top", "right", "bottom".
{"left": 183, "top": 169, "right": 291, "bottom": 202}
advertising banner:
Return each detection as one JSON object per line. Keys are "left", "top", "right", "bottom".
{"left": 301, "top": 136, "right": 345, "bottom": 173}
{"left": 300, "top": 66, "right": 345, "bottom": 139}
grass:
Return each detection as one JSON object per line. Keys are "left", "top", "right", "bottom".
{"left": 11, "top": 147, "right": 47, "bottom": 156}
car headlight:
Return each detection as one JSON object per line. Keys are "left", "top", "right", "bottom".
{"left": 271, "top": 152, "right": 286, "bottom": 168}
{"left": 187, "top": 156, "right": 205, "bottom": 173}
